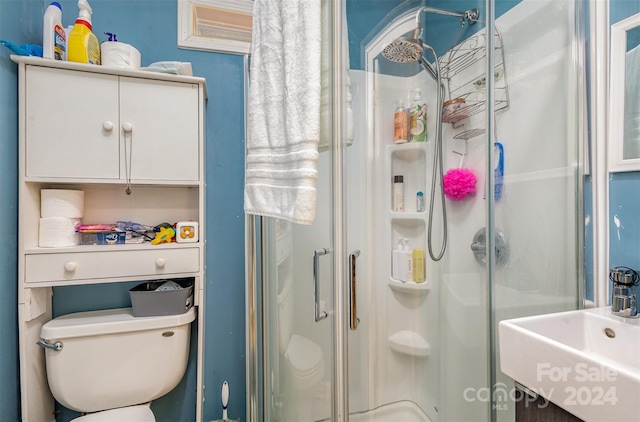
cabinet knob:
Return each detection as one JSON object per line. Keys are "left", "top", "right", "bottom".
{"left": 64, "top": 262, "right": 77, "bottom": 272}
{"left": 156, "top": 258, "right": 166, "bottom": 268}
{"left": 102, "top": 121, "right": 114, "bottom": 131}
{"left": 122, "top": 122, "right": 133, "bottom": 132}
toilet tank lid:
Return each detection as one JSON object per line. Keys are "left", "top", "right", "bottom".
{"left": 41, "top": 307, "right": 196, "bottom": 340}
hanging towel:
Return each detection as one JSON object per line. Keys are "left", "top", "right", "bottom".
{"left": 318, "top": 0, "right": 354, "bottom": 152}
{"left": 245, "top": 0, "right": 322, "bottom": 225}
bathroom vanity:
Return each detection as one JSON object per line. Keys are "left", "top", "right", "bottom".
{"left": 12, "top": 56, "right": 207, "bottom": 421}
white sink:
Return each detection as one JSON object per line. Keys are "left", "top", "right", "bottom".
{"left": 499, "top": 307, "right": 640, "bottom": 422}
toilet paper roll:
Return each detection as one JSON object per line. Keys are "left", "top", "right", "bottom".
{"left": 39, "top": 217, "right": 82, "bottom": 248}
{"left": 101, "top": 42, "right": 141, "bottom": 69}
{"left": 41, "top": 189, "right": 84, "bottom": 218}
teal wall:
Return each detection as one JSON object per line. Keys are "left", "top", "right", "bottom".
{"left": 0, "top": 0, "right": 246, "bottom": 420}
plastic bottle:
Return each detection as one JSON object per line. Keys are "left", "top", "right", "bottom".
{"left": 43, "top": 2, "right": 66, "bottom": 60}
{"left": 402, "top": 239, "right": 413, "bottom": 282}
{"left": 410, "top": 89, "right": 427, "bottom": 142}
{"left": 416, "top": 191, "right": 425, "bottom": 212}
{"left": 393, "top": 100, "right": 409, "bottom": 144}
{"left": 392, "top": 238, "right": 403, "bottom": 280}
{"left": 413, "top": 248, "right": 425, "bottom": 283}
{"left": 393, "top": 175, "right": 404, "bottom": 212}
{"left": 67, "top": 0, "right": 100, "bottom": 65}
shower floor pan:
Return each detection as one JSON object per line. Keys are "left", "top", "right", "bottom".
{"left": 317, "top": 400, "right": 431, "bottom": 422}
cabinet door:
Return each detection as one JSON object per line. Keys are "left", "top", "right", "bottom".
{"left": 120, "top": 78, "right": 200, "bottom": 182}
{"left": 25, "top": 67, "right": 120, "bottom": 179}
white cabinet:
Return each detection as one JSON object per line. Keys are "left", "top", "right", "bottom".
{"left": 13, "top": 56, "right": 207, "bottom": 422}
{"left": 25, "top": 66, "right": 199, "bottom": 182}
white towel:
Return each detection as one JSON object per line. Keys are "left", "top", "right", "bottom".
{"left": 245, "top": 0, "right": 322, "bottom": 225}
{"left": 318, "top": 0, "right": 354, "bottom": 152}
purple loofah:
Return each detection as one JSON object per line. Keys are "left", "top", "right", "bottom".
{"left": 443, "top": 168, "right": 477, "bottom": 201}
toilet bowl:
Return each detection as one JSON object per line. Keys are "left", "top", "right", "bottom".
{"left": 71, "top": 404, "right": 154, "bottom": 421}
{"left": 284, "top": 334, "right": 325, "bottom": 390}
{"left": 277, "top": 274, "right": 325, "bottom": 420}
{"left": 39, "top": 306, "right": 196, "bottom": 420}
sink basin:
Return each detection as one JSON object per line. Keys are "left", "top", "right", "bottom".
{"left": 499, "top": 307, "right": 640, "bottom": 422}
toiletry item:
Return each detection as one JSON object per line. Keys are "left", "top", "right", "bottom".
{"left": 392, "top": 238, "right": 404, "bottom": 280}
{"left": 442, "top": 97, "right": 468, "bottom": 123}
{"left": 67, "top": 0, "right": 100, "bottom": 65}
{"left": 410, "top": 89, "right": 427, "bottom": 142}
{"left": 101, "top": 32, "right": 142, "bottom": 69}
{"left": 402, "top": 239, "right": 413, "bottom": 282}
{"left": 393, "top": 175, "right": 404, "bottom": 212}
{"left": 393, "top": 100, "right": 409, "bottom": 143}
{"left": 413, "top": 248, "right": 425, "bottom": 283}
{"left": 43, "top": 2, "right": 65, "bottom": 60}
{"left": 416, "top": 191, "right": 424, "bottom": 212}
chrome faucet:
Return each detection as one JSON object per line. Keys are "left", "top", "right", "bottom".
{"left": 610, "top": 267, "right": 639, "bottom": 318}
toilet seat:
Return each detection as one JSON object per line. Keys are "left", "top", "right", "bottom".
{"left": 285, "top": 334, "right": 324, "bottom": 389}
{"left": 71, "top": 404, "right": 155, "bottom": 421}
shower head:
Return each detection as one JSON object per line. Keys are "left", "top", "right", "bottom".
{"left": 381, "top": 35, "right": 439, "bottom": 81}
{"left": 381, "top": 36, "right": 423, "bottom": 63}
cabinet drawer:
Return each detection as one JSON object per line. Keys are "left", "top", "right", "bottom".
{"left": 25, "top": 247, "right": 200, "bottom": 283}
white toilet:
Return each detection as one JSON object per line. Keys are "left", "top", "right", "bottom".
{"left": 38, "top": 306, "right": 196, "bottom": 421}
{"left": 277, "top": 276, "right": 325, "bottom": 419}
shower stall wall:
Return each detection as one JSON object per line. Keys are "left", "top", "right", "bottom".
{"left": 247, "top": 0, "right": 584, "bottom": 421}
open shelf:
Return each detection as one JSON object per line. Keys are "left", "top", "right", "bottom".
{"left": 388, "top": 277, "right": 429, "bottom": 294}
{"left": 388, "top": 330, "right": 430, "bottom": 358}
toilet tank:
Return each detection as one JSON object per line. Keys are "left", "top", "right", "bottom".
{"left": 39, "top": 306, "right": 196, "bottom": 413}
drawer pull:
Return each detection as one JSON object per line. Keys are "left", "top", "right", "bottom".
{"left": 64, "top": 261, "right": 77, "bottom": 272}
{"left": 102, "top": 120, "right": 114, "bottom": 131}
{"left": 155, "top": 258, "right": 166, "bottom": 268}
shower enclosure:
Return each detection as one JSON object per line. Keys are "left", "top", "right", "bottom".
{"left": 247, "top": 0, "right": 585, "bottom": 421}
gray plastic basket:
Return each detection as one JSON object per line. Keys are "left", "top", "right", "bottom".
{"left": 129, "top": 278, "right": 194, "bottom": 317}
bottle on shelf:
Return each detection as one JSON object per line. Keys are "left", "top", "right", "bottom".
{"left": 393, "top": 99, "right": 409, "bottom": 144}
{"left": 402, "top": 239, "right": 413, "bottom": 282}
{"left": 413, "top": 248, "right": 425, "bottom": 283}
{"left": 393, "top": 175, "right": 404, "bottom": 212}
{"left": 410, "top": 89, "right": 427, "bottom": 142}
{"left": 43, "top": 2, "right": 66, "bottom": 60}
{"left": 392, "top": 238, "right": 403, "bottom": 281}
{"left": 416, "top": 191, "right": 425, "bottom": 212}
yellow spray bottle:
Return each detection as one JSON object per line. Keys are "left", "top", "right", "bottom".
{"left": 67, "top": 0, "right": 100, "bottom": 64}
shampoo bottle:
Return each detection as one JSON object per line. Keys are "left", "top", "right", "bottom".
{"left": 402, "top": 239, "right": 413, "bottom": 282}
{"left": 67, "top": 0, "right": 100, "bottom": 65}
{"left": 394, "top": 100, "right": 409, "bottom": 143}
{"left": 410, "top": 89, "right": 427, "bottom": 142}
{"left": 43, "top": 2, "right": 65, "bottom": 60}
{"left": 393, "top": 175, "right": 404, "bottom": 212}
{"left": 392, "top": 238, "right": 403, "bottom": 281}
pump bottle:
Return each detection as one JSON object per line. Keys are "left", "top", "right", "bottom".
{"left": 410, "top": 89, "right": 427, "bottom": 142}
{"left": 67, "top": 0, "right": 100, "bottom": 64}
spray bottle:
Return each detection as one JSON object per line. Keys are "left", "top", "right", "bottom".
{"left": 67, "top": 0, "right": 100, "bottom": 64}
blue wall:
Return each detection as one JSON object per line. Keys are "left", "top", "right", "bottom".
{"left": 0, "top": 0, "right": 246, "bottom": 420}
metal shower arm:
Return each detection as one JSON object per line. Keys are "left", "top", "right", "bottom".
{"left": 419, "top": 7, "right": 480, "bottom": 23}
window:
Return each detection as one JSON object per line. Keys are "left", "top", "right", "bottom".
{"left": 178, "top": 0, "right": 253, "bottom": 54}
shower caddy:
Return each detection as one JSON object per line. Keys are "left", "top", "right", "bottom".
{"left": 13, "top": 55, "right": 207, "bottom": 421}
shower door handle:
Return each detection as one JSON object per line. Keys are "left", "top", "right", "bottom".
{"left": 313, "top": 248, "right": 329, "bottom": 322}
{"left": 348, "top": 250, "right": 361, "bottom": 331}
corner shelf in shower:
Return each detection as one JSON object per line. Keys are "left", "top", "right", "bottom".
{"left": 388, "top": 277, "right": 429, "bottom": 294}
{"left": 388, "top": 330, "right": 430, "bottom": 358}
